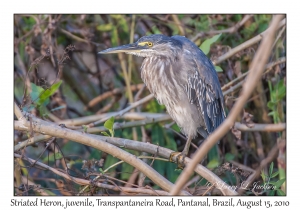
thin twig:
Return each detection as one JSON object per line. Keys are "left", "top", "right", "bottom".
{"left": 212, "top": 18, "right": 286, "bottom": 65}
{"left": 59, "top": 111, "right": 163, "bottom": 126}
{"left": 88, "top": 94, "right": 154, "bottom": 127}
{"left": 192, "top": 15, "right": 254, "bottom": 42}
{"left": 59, "top": 28, "right": 104, "bottom": 47}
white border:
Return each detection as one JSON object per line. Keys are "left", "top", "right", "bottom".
{"left": 4, "top": 0, "right": 299, "bottom": 209}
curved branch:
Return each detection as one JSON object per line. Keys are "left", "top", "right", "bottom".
{"left": 15, "top": 154, "right": 170, "bottom": 196}
{"left": 15, "top": 119, "right": 284, "bottom": 152}
{"left": 14, "top": 116, "right": 237, "bottom": 196}
{"left": 170, "top": 15, "right": 285, "bottom": 195}
{"left": 14, "top": 115, "right": 190, "bottom": 195}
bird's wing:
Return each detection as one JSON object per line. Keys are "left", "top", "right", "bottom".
{"left": 172, "top": 35, "right": 226, "bottom": 134}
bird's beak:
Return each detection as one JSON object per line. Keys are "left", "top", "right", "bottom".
{"left": 98, "top": 43, "right": 144, "bottom": 54}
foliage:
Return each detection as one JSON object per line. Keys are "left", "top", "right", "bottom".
{"left": 267, "top": 79, "right": 286, "bottom": 123}
{"left": 260, "top": 162, "right": 286, "bottom": 196}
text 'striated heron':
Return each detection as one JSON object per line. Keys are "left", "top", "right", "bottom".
{"left": 99, "top": 34, "right": 226, "bottom": 161}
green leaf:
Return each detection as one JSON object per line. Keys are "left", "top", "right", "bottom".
{"left": 225, "top": 153, "right": 235, "bottom": 161}
{"left": 82, "top": 125, "right": 88, "bottom": 133}
{"left": 171, "top": 123, "right": 181, "bottom": 133}
{"left": 97, "top": 24, "right": 113, "bottom": 32}
{"left": 276, "top": 189, "right": 286, "bottom": 196}
{"left": 104, "top": 116, "right": 115, "bottom": 130}
{"left": 99, "top": 168, "right": 104, "bottom": 174}
{"left": 54, "top": 152, "right": 63, "bottom": 160}
{"left": 268, "top": 190, "right": 275, "bottom": 196}
{"left": 269, "top": 181, "right": 276, "bottom": 185}
{"left": 101, "top": 131, "right": 110, "bottom": 137}
{"left": 267, "top": 101, "right": 276, "bottom": 110}
{"left": 269, "top": 162, "right": 274, "bottom": 176}
{"left": 38, "top": 81, "right": 62, "bottom": 105}
{"left": 207, "top": 158, "right": 219, "bottom": 169}
{"left": 268, "top": 111, "right": 275, "bottom": 117}
{"left": 38, "top": 105, "right": 49, "bottom": 117}
{"left": 214, "top": 65, "right": 223, "bottom": 72}
{"left": 271, "top": 171, "right": 279, "bottom": 178}
{"left": 104, "top": 116, "right": 115, "bottom": 137}
{"left": 30, "top": 83, "right": 49, "bottom": 106}
{"left": 274, "top": 178, "right": 286, "bottom": 189}
{"left": 200, "top": 33, "right": 222, "bottom": 55}
{"left": 261, "top": 170, "right": 266, "bottom": 183}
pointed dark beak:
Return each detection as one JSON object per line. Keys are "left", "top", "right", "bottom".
{"left": 98, "top": 43, "right": 144, "bottom": 54}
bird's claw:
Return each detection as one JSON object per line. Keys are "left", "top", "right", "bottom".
{"left": 169, "top": 152, "right": 185, "bottom": 169}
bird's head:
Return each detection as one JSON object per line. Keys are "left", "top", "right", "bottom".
{"left": 98, "top": 34, "right": 182, "bottom": 59}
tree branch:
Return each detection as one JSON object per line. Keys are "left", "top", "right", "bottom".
{"left": 234, "top": 122, "right": 285, "bottom": 132}
{"left": 14, "top": 114, "right": 190, "bottom": 195}
{"left": 14, "top": 114, "right": 236, "bottom": 195}
{"left": 15, "top": 154, "right": 170, "bottom": 196}
{"left": 14, "top": 102, "right": 24, "bottom": 121}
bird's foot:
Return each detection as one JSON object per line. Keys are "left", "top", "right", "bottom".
{"left": 169, "top": 152, "right": 186, "bottom": 169}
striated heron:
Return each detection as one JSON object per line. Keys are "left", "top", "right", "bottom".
{"left": 99, "top": 34, "right": 226, "bottom": 165}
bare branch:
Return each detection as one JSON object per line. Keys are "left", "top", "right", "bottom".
{"left": 14, "top": 115, "right": 236, "bottom": 195}
{"left": 234, "top": 122, "right": 286, "bottom": 132}
{"left": 14, "top": 114, "right": 190, "bottom": 195}
{"left": 15, "top": 118, "right": 284, "bottom": 152}
{"left": 15, "top": 154, "right": 170, "bottom": 196}
{"left": 14, "top": 102, "right": 25, "bottom": 121}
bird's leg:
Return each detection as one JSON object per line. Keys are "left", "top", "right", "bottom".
{"left": 182, "top": 135, "right": 192, "bottom": 158}
{"left": 169, "top": 136, "right": 192, "bottom": 169}
{"left": 175, "top": 136, "right": 193, "bottom": 169}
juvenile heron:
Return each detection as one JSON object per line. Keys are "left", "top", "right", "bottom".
{"left": 99, "top": 34, "right": 226, "bottom": 162}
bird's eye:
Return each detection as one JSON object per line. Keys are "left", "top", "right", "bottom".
{"left": 147, "top": 42, "right": 153, "bottom": 47}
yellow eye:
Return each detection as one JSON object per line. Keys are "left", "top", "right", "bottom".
{"left": 147, "top": 42, "right": 153, "bottom": 47}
